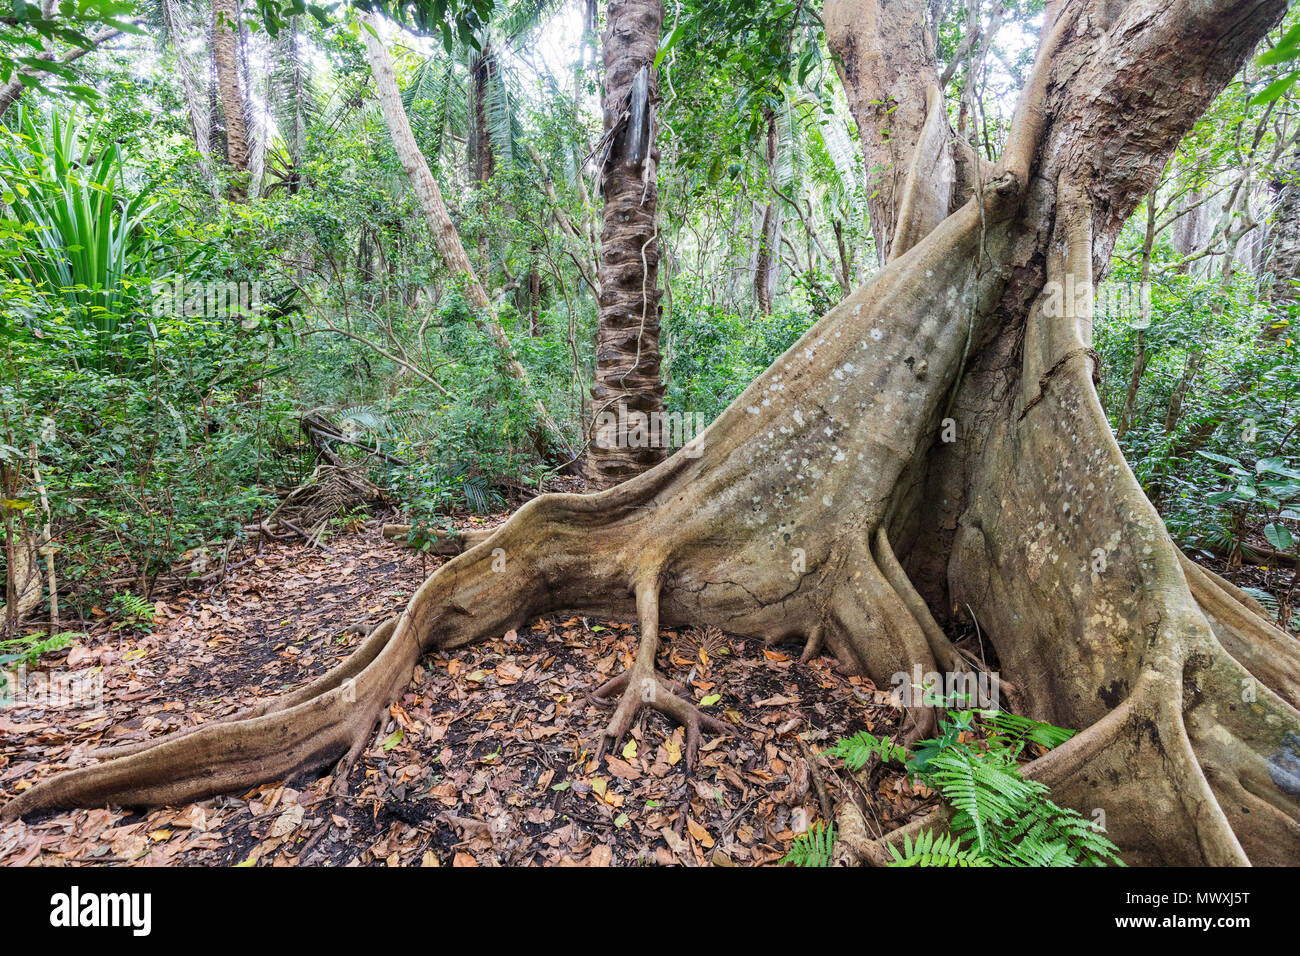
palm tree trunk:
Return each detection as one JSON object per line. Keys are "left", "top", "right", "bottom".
{"left": 586, "top": 0, "right": 667, "bottom": 489}
{"left": 212, "top": 0, "right": 249, "bottom": 200}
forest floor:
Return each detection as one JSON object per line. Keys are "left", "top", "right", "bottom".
{"left": 0, "top": 521, "right": 937, "bottom": 867}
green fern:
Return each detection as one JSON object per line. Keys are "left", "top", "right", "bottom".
{"left": 925, "top": 746, "right": 1043, "bottom": 853}
{"left": 822, "top": 730, "right": 908, "bottom": 770}
{"left": 979, "top": 709, "right": 1077, "bottom": 750}
{"left": 887, "top": 829, "right": 991, "bottom": 867}
{"left": 109, "top": 592, "right": 156, "bottom": 633}
{"left": 825, "top": 708, "right": 1125, "bottom": 867}
{"left": 0, "top": 630, "right": 80, "bottom": 668}
{"left": 781, "top": 821, "right": 836, "bottom": 867}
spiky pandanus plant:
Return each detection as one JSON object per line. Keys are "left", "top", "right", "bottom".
{"left": 0, "top": 107, "right": 161, "bottom": 371}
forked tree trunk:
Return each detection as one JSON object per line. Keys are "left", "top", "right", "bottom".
{"left": 7, "top": 0, "right": 1300, "bottom": 868}
{"left": 586, "top": 0, "right": 667, "bottom": 489}
{"left": 211, "top": 0, "right": 249, "bottom": 200}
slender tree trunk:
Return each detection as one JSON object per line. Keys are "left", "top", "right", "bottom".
{"left": 359, "top": 13, "right": 568, "bottom": 457}
{"left": 586, "top": 0, "right": 667, "bottom": 488}
{"left": 1118, "top": 188, "right": 1159, "bottom": 437}
{"left": 754, "top": 111, "right": 783, "bottom": 314}
{"left": 1160, "top": 145, "right": 1300, "bottom": 463}
{"left": 212, "top": 0, "right": 249, "bottom": 200}
{"left": 1266, "top": 143, "right": 1300, "bottom": 335}
{"left": 1163, "top": 349, "right": 1203, "bottom": 434}
{"left": 528, "top": 253, "right": 542, "bottom": 335}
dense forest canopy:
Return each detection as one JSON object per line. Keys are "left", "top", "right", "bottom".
{"left": 0, "top": 0, "right": 1298, "bottom": 870}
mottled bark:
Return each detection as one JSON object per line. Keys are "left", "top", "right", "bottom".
{"left": 586, "top": 0, "right": 667, "bottom": 489}
{"left": 825, "top": 0, "right": 964, "bottom": 264}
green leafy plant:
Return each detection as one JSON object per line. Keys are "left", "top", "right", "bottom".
{"left": 0, "top": 107, "right": 162, "bottom": 370}
{"left": 1196, "top": 451, "right": 1300, "bottom": 558}
{"left": 780, "top": 820, "right": 835, "bottom": 867}
{"left": 109, "top": 592, "right": 156, "bottom": 633}
{"left": 823, "top": 729, "right": 908, "bottom": 770}
{"left": 810, "top": 704, "right": 1125, "bottom": 867}
{"left": 0, "top": 629, "right": 79, "bottom": 669}
{"left": 887, "top": 828, "right": 991, "bottom": 867}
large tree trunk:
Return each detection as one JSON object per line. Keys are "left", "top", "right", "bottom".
{"left": 7, "top": 0, "right": 1299, "bottom": 868}
{"left": 211, "top": 0, "right": 249, "bottom": 201}
{"left": 586, "top": 0, "right": 667, "bottom": 489}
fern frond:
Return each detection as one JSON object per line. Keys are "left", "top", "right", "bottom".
{"left": 823, "top": 730, "right": 909, "bottom": 771}
{"left": 926, "top": 747, "right": 1044, "bottom": 851}
{"left": 979, "top": 710, "right": 1077, "bottom": 750}
{"left": 780, "top": 822, "right": 836, "bottom": 867}
{"left": 887, "top": 829, "right": 991, "bottom": 867}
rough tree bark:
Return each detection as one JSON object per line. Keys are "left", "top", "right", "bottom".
{"left": 211, "top": 0, "right": 249, "bottom": 200}
{"left": 586, "top": 0, "right": 667, "bottom": 489}
{"left": 6, "top": 0, "right": 1300, "bottom": 868}
{"left": 469, "top": 39, "right": 498, "bottom": 185}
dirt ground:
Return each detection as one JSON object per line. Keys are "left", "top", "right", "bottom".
{"left": 0, "top": 523, "right": 943, "bottom": 867}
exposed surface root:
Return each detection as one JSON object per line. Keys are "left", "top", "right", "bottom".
{"left": 591, "top": 582, "right": 732, "bottom": 766}
{"left": 1, "top": 618, "right": 410, "bottom": 822}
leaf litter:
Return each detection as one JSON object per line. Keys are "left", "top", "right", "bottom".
{"left": 0, "top": 522, "right": 936, "bottom": 867}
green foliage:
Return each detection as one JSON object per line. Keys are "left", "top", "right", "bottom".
{"left": 780, "top": 821, "right": 835, "bottom": 867}
{"left": 820, "top": 708, "right": 1124, "bottom": 867}
{"left": 0, "top": 628, "right": 77, "bottom": 668}
{"left": 0, "top": 106, "right": 162, "bottom": 371}
{"left": 0, "top": 0, "right": 143, "bottom": 105}
{"left": 109, "top": 591, "right": 155, "bottom": 632}
{"left": 887, "top": 829, "right": 991, "bottom": 867}
{"left": 823, "top": 729, "right": 908, "bottom": 770}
